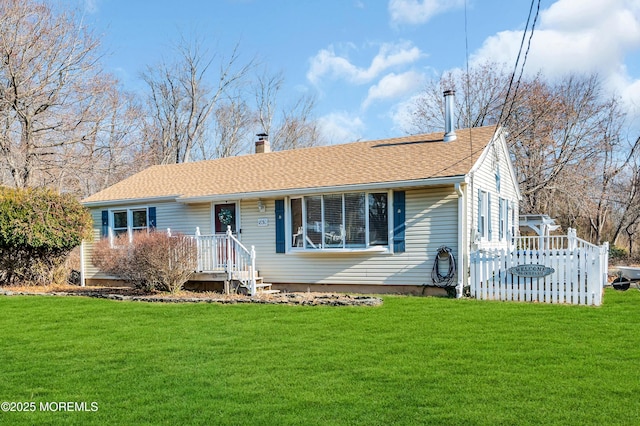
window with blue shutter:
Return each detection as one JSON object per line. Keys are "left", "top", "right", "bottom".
{"left": 275, "top": 199, "right": 285, "bottom": 253}
{"left": 104, "top": 207, "right": 154, "bottom": 242}
{"left": 393, "top": 191, "right": 405, "bottom": 253}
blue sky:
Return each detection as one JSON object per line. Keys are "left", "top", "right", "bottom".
{"left": 80, "top": 0, "right": 640, "bottom": 143}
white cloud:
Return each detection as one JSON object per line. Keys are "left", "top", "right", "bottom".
{"left": 620, "top": 77, "right": 640, "bottom": 122}
{"left": 472, "top": 1, "right": 640, "bottom": 77}
{"left": 84, "top": 0, "right": 99, "bottom": 14}
{"left": 318, "top": 112, "right": 366, "bottom": 144}
{"left": 307, "top": 41, "right": 424, "bottom": 86}
{"left": 388, "top": 0, "right": 464, "bottom": 25}
{"left": 471, "top": 0, "right": 640, "bottom": 123}
{"left": 362, "top": 71, "right": 425, "bottom": 109}
{"left": 389, "top": 94, "right": 423, "bottom": 134}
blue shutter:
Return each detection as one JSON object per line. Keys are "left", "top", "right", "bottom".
{"left": 488, "top": 193, "right": 493, "bottom": 240}
{"left": 148, "top": 207, "right": 157, "bottom": 230}
{"left": 506, "top": 200, "right": 512, "bottom": 241}
{"left": 499, "top": 198, "right": 504, "bottom": 240}
{"left": 275, "top": 199, "right": 285, "bottom": 253}
{"left": 101, "top": 210, "right": 109, "bottom": 238}
{"left": 393, "top": 191, "right": 405, "bottom": 253}
{"left": 511, "top": 200, "right": 516, "bottom": 240}
{"left": 477, "top": 189, "right": 483, "bottom": 237}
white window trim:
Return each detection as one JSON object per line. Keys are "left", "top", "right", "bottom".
{"left": 287, "top": 191, "right": 392, "bottom": 253}
{"left": 478, "top": 189, "right": 492, "bottom": 241}
{"left": 108, "top": 206, "right": 150, "bottom": 245}
{"left": 499, "top": 197, "right": 510, "bottom": 241}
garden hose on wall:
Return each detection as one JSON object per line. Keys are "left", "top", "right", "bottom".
{"left": 431, "top": 246, "right": 456, "bottom": 287}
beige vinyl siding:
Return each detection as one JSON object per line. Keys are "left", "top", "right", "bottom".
{"left": 83, "top": 200, "right": 211, "bottom": 280}
{"left": 246, "top": 187, "right": 459, "bottom": 287}
{"left": 467, "top": 132, "right": 519, "bottom": 249}
{"left": 159, "top": 202, "right": 211, "bottom": 235}
{"left": 83, "top": 209, "right": 107, "bottom": 279}
{"left": 83, "top": 187, "right": 461, "bottom": 287}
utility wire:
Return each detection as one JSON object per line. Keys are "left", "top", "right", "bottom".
{"left": 464, "top": 0, "right": 473, "bottom": 170}
{"left": 496, "top": 0, "right": 541, "bottom": 127}
{"left": 420, "top": 0, "right": 542, "bottom": 182}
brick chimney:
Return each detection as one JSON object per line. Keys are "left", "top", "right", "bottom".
{"left": 255, "top": 133, "right": 270, "bottom": 154}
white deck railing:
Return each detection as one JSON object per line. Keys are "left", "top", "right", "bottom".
{"left": 190, "top": 226, "right": 257, "bottom": 295}
{"left": 470, "top": 229, "right": 609, "bottom": 306}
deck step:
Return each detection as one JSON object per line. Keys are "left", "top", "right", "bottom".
{"left": 259, "top": 289, "right": 280, "bottom": 295}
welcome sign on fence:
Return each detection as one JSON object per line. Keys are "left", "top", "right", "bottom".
{"left": 508, "top": 264, "right": 555, "bottom": 278}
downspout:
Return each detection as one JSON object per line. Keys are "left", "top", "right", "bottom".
{"left": 455, "top": 183, "right": 465, "bottom": 298}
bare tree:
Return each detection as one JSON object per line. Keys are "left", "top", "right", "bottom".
{"left": 610, "top": 143, "right": 640, "bottom": 252}
{"left": 69, "top": 85, "right": 147, "bottom": 197}
{"left": 142, "top": 36, "right": 253, "bottom": 164}
{"left": 212, "top": 97, "right": 253, "bottom": 158}
{"left": 407, "top": 62, "right": 510, "bottom": 134}
{"left": 0, "top": 0, "right": 107, "bottom": 188}
{"left": 507, "top": 74, "right": 610, "bottom": 216}
{"left": 252, "top": 67, "right": 324, "bottom": 151}
{"left": 409, "top": 63, "right": 638, "bottom": 245}
{"left": 253, "top": 69, "right": 284, "bottom": 138}
{"left": 581, "top": 100, "right": 638, "bottom": 244}
{"left": 270, "top": 94, "right": 322, "bottom": 151}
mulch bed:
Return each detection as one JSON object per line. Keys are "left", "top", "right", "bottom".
{"left": 0, "top": 285, "right": 383, "bottom": 307}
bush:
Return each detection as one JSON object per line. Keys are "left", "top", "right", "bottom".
{"left": 609, "top": 245, "right": 628, "bottom": 263}
{"left": 92, "top": 232, "right": 197, "bottom": 293}
{"left": 0, "top": 187, "right": 92, "bottom": 285}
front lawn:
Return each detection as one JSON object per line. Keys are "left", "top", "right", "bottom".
{"left": 1, "top": 290, "right": 639, "bottom": 425}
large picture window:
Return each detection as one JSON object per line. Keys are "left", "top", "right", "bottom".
{"left": 290, "top": 192, "right": 388, "bottom": 250}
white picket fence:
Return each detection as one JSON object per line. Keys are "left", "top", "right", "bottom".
{"left": 470, "top": 229, "right": 609, "bottom": 306}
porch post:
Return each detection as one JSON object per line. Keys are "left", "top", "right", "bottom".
{"left": 250, "top": 245, "right": 257, "bottom": 296}
{"left": 568, "top": 228, "right": 577, "bottom": 250}
{"left": 226, "top": 225, "right": 232, "bottom": 282}
{"left": 194, "top": 227, "right": 201, "bottom": 272}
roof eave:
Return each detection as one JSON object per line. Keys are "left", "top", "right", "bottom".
{"left": 177, "top": 175, "right": 468, "bottom": 204}
{"left": 82, "top": 195, "right": 180, "bottom": 208}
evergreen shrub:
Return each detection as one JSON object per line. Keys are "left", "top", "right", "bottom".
{"left": 0, "top": 187, "right": 92, "bottom": 285}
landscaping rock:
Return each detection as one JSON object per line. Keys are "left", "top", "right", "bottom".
{"left": 0, "top": 286, "right": 383, "bottom": 307}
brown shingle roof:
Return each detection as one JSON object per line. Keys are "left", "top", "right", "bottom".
{"left": 82, "top": 125, "right": 497, "bottom": 204}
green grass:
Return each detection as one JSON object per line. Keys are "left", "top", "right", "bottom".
{"left": 1, "top": 290, "right": 639, "bottom": 425}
